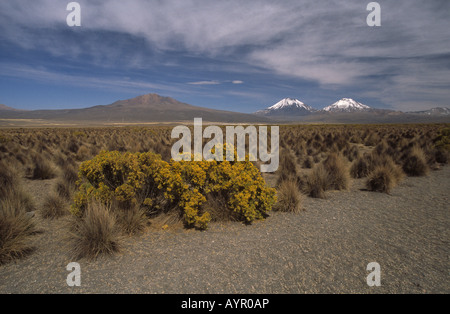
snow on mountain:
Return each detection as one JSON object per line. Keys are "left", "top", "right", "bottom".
{"left": 268, "top": 98, "right": 313, "bottom": 111}
{"left": 256, "top": 98, "right": 316, "bottom": 116}
{"left": 323, "top": 98, "right": 370, "bottom": 113}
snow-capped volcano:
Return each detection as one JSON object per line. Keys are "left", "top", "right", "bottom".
{"left": 256, "top": 98, "right": 316, "bottom": 116}
{"left": 268, "top": 98, "right": 313, "bottom": 111}
{"left": 323, "top": 98, "right": 371, "bottom": 113}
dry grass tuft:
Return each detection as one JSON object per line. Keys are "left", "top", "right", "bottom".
{"left": 402, "top": 146, "right": 429, "bottom": 176}
{"left": 366, "top": 165, "right": 396, "bottom": 194}
{"left": 304, "top": 164, "right": 329, "bottom": 199}
{"left": 41, "top": 194, "right": 68, "bottom": 219}
{"left": 350, "top": 153, "right": 373, "bottom": 178}
{"left": 68, "top": 201, "right": 121, "bottom": 260}
{"left": 115, "top": 204, "right": 148, "bottom": 236}
{"left": 322, "top": 153, "right": 350, "bottom": 190}
{"left": 366, "top": 158, "right": 404, "bottom": 194}
{"left": 31, "top": 156, "right": 56, "bottom": 180}
{"left": 0, "top": 198, "right": 37, "bottom": 265}
{"left": 0, "top": 161, "right": 35, "bottom": 212}
{"left": 274, "top": 179, "right": 304, "bottom": 213}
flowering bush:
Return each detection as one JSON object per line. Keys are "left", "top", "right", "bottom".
{"left": 71, "top": 149, "right": 276, "bottom": 230}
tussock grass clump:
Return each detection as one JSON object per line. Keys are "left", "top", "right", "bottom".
{"left": 374, "top": 140, "right": 389, "bottom": 156}
{"left": 344, "top": 145, "right": 360, "bottom": 162}
{"left": 322, "top": 153, "right": 350, "bottom": 190}
{"left": 31, "top": 156, "right": 56, "bottom": 180}
{"left": 434, "top": 149, "right": 449, "bottom": 164}
{"left": 0, "top": 162, "right": 17, "bottom": 200}
{"left": 274, "top": 179, "right": 303, "bottom": 213}
{"left": 432, "top": 128, "right": 450, "bottom": 164}
{"left": 66, "top": 138, "right": 79, "bottom": 154}
{"left": 277, "top": 149, "right": 299, "bottom": 185}
{"left": 402, "top": 146, "right": 429, "bottom": 176}
{"left": 69, "top": 202, "right": 121, "bottom": 260}
{"left": 56, "top": 163, "right": 78, "bottom": 201}
{"left": 366, "top": 158, "right": 404, "bottom": 194}
{"left": 76, "top": 145, "right": 91, "bottom": 161}
{"left": 0, "top": 161, "right": 35, "bottom": 212}
{"left": 41, "top": 194, "right": 67, "bottom": 219}
{"left": 302, "top": 156, "right": 314, "bottom": 169}
{"left": 366, "top": 165, "right": 397, "bottom": 193}
{"left": 351, "top": 152, "right": 404, "bottom": 182}
{"left": 55, "top": 179, "right": 73, "bottom": 201}
{"left": 304, "top": 164, "right": 329, "bottom": 199}
{"left": 365, "top": 131, "right": 380, "bottom": 146}
{"left": 350, "top": 153, "right": 373, "bottom": 178}
{"left": 62, "top": 163, "right": 79, "bottom": 185}
{"left": 0, "top": 198, "right": 37, "bottom": 265}
{"left": 115, "top": 203, "right": 148, "bottom": 236}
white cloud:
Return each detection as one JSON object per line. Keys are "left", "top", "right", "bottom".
{"left": 187, "top": 81, "right": 220, "bottom": 85}
{"left": 1, "top": 0, "right": 449, "bottom": 110}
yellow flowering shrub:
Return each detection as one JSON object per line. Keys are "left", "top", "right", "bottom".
{"left": 71, "top": 148, "right": 276, "bottom": 230}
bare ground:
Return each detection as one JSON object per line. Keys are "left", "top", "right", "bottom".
{"left": 0, "top": 166, "right": 448, "bottom": 294}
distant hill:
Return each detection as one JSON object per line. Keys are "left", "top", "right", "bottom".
{"left": 407, "top": 107, "right": 450, "bottom": 116}
{"left": 0, "top": 104, "right": 24, "bottom": 111}
{"left": 0, "top": 94, "right": 269, "bottom": 124}
{"left": 1, "top": 95, "right": 449, "bottom": 126}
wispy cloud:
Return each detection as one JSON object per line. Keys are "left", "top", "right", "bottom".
{"left": 188, "top": 80, "right": 244, "bottom": 86}
{"left": 0, "top": 63, "right": 188, "bottom": 95}
{"left": 1, "top": 0, "right": 449, "bottom": 111}
{"left": 187, "top": 81, "right": 220, "bottom": 85}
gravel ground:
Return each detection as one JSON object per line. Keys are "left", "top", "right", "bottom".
{"left": 0, "top": 166, "right": 448, "bottom": 294}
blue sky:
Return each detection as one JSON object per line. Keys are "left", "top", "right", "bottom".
{"left": 1, "top": 0, "right": 449, "bottom": 113}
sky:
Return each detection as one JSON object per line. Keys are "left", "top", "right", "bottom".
{"left": 0, "top": 0, "right": 449, "bottom": 113}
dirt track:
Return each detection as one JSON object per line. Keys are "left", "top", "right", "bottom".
{"left": 0, "top": 166, "right": 448, "bottom": 294}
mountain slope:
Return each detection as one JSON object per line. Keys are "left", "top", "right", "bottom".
{"left": 0, "top": 104, "right": 24, "bottom": 111}
{"left": 0, "top": 94, "right": 269, "bottom": 123}
{"left": 255, "top": 98, "right": 316, "bottom": 117}
{"left": 407, "top": 107, "right": 450, "bottom": 116}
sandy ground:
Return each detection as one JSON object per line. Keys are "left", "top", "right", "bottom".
{"left": 0, "top": 166, "right": 448, "bottom": 294}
